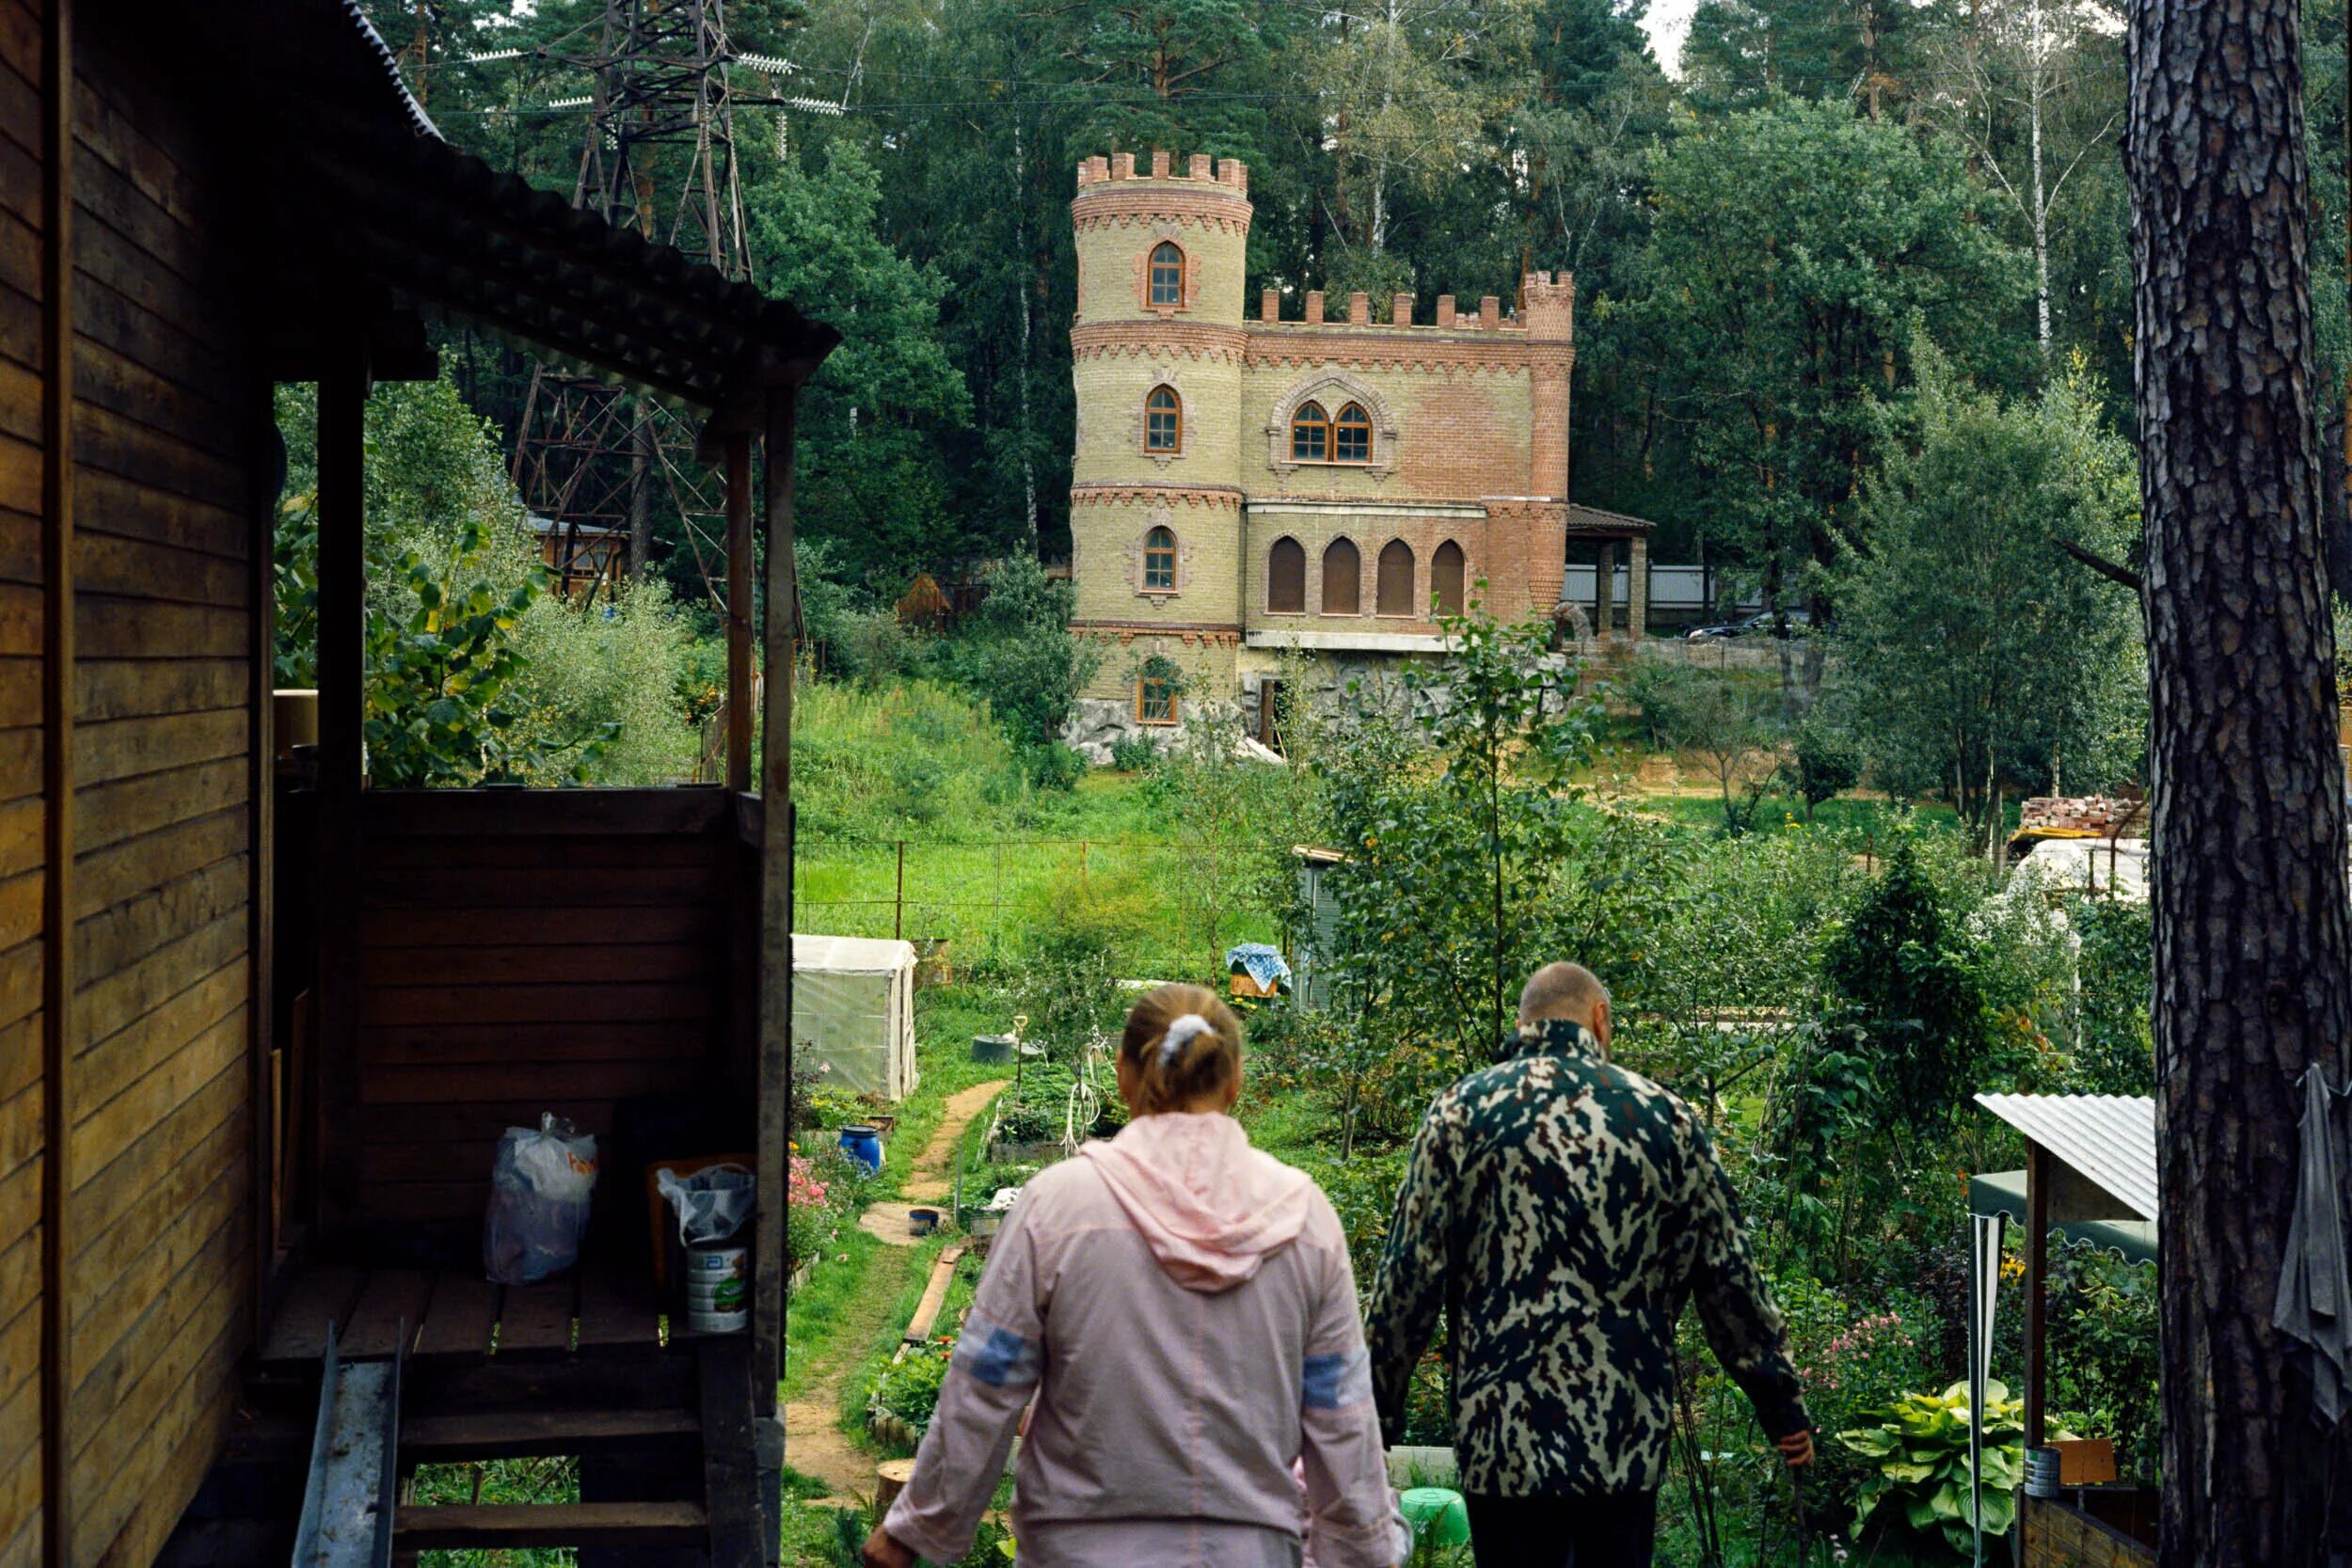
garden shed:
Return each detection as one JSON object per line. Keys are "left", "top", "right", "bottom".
{"left": 1969, "top": 1094, "right": 2160, "bottom": 1568}
{"left": 0, "top": 2, "right": 834, "bottom": 1563}
{"left": 793, "top": 935, "right": 919, "bottom": 1101}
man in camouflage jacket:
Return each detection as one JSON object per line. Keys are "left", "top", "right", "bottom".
{"left": 1365, "top": 962, "right": 1813, "bottom": 1567}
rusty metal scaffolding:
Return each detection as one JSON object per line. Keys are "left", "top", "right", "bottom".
{"left": 509, "top": 0, "right": 750, "bottom": 608}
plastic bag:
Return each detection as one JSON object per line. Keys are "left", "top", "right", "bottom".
{"left": 657, "top": 1163, "right": 755, "bottom": 1246}
{"left": 483, "top": 1114, "right": 598, "bottom": 1285}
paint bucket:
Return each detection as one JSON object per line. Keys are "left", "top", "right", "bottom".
{"left": 683, "top": 1240, "right": 749, "bottom": 1334}
{"left": 838, "top": 1125, "right": 883, "bottom": 1175}
{"left": 908, "top": 1208, "right": 940, "bottom": 1237}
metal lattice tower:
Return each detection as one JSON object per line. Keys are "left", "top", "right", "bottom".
{"left": 511, "top": 0, "right": 751, "bottom": 607}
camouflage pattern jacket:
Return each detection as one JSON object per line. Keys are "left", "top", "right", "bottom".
{"left": 1364, "top": 1019, "right": 1809, "bottom": 1497}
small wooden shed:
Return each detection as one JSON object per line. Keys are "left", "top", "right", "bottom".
{"left": 1, "top": 3, "right": 834, "bottom": 1563}
{"left": 1972, "top": 1094, "right": 2160, "bottom": 1568}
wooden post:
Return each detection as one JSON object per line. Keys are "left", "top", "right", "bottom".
{"left": 314, "top": 364, "right": 368, "bottom": 1231}
{"left": 2024, "top": 1140, "right": 2051, "bottom": 1449}
{"left": 247, "top": 389, "right": 278, "bottom": 1331}
{"left": 37, "top": 4, "right": 72, "bottom": 1560}
{"left": 724, "top": 433, "right": 753, "bottom": 795}
{"left": 755, "top": 390, "right": 800, "bottom": 1420}
{"left": 894, "top": 840, "right": 905, "bottom": 941}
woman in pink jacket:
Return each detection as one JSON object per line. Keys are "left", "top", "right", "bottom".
{"left": 863, "top": 985, "right": 1405, "bottom": 1568}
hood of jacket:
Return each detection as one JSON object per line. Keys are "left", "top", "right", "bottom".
{"left": 1078, "top": 1112, "right": 1314, "bottom": 1293}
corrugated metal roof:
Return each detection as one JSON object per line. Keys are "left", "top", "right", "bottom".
{"left": 1974, "top": 1093, "right": 2158, "bottom": 1221}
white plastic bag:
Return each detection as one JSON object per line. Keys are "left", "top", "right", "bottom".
{"left": 483, "top": 1114, "right": 598, "bottom": 1285}
{"left": 657, "top": 1163, "right": 755, "bottom": 1246}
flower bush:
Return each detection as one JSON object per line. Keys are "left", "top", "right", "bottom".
{"left": 786, "top": 1145, "right": 870, "bottom": 1275}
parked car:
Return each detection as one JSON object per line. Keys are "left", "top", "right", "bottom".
{"left": 1686, "top": 610, "right": 1815, "bottom": 642}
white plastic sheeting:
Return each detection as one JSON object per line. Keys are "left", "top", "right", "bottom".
{"left": 794, "top": 934, "right": 919, "bottom": 1101}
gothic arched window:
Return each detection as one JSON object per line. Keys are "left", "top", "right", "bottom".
{"left": 1143, "top": 525, "right": 1177, "bottom": 591}
{"left": 1432, "top": 540, "right": 1466, "bottom": 616}
{"left": 1149, "top": 242, "right": 1185, "bottom": 308}
{"left": 1334, "top": 403, "right": 1373, "bottom": 463}
{"left": 1268, "top": 536, "right": 1306, "bottom": 613}
{"left": 1292, "top": 402, "right": 1330, "bottom": 463}
{"left": 1322, "top": 538, "right": 1360, "bottom": 615}
{"left": 1376, "top": 540, "right": 1415, "bottom": 616}
{"left": 1146, "top": 386, "right": 1182, "bottom": 451}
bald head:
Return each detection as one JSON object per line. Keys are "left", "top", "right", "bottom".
{"left": 1518, "top": 962, "right": 1611, "bottom": 1033}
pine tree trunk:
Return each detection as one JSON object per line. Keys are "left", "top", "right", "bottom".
{"left": 2126, "top": 0, "right": 2352, "bottom": 1555}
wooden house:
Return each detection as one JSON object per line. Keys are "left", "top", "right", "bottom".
{"left": 1, "top": 2, "right": 832, "bottom": 1562}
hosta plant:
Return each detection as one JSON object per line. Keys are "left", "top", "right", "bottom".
{"left": 1836, "top": 1380, "right": 2048, "bottom": 1555}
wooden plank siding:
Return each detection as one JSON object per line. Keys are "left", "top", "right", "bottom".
{"left": 40, "top": 12, "right": 261, "bottom": 1567}
{"left": 0, "top": 0, "right": 43, "bottom": 1560}
{"left": 348, "top": 791, "right": 733, "bottom": 1228}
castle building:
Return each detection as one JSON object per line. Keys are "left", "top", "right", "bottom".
{"left": 1064, "top": 149, "right": 1652, "bottom": 746}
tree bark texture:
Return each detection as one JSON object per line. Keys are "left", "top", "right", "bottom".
{"left": 2127, "top": 0, "right": 2352, "bottom": 1558}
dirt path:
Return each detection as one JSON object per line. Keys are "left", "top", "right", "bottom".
{"left": 860, "top": 1079, "right": 1009, "bottom": 1242}
{"left": 785, "top": 1079, "right": 1008, "bottom": 1499}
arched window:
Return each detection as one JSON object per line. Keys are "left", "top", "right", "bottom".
{"left": 1137, "top": 674, "right": 1179, "bottom": 724}
{"left": 1334, "top": 403, "right": 1373, "bottom": 464}
{"left": 1321, "top": 538, "right": 1360, "bottom": 615}
{"left": 1145, "top": 386, "right": 1182, "bottom": 451}
{"left": 1376, "top": 540, "right": 1415, "bottom": 616}
{"left": 1267, "top": 536, "right": 1306, "bottom": 613}
{"left": 1292, "top": 402, "right": 1330, "bottom": 463}
{"left": 1143, "top": 526, "right": 1177, "bottom": 591}
{"left": 1149, "top": 242, "right": 1185, "bottom": 308}
{"left": 1432, "top": 540, "right": 1466, "bottom": 616}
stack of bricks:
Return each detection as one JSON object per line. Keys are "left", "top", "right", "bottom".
{"left": 2016, "top": 796, "right": 2149, "bottom": 839}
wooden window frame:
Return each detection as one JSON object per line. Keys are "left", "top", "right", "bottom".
{"left": 1266, "top": 534, "right": 1307, "bottom": 614}
{"left": 1333, "top": 403, "right": 1373, "bottom": 464}
{"left": 1145, "top": 385, "right": 1183, "bottom": 453}
{"left": 1142, "top": 525, "right": 1178, "bottom": 593}
{"left": 1149, "top": 242, "right": 1186, "bottom": 309}
{"left": 1136, "top": 676, "right": 1180, "bottom": 725}
{"left": 1292, "top": 401, "right": 1331, "bottom": 464}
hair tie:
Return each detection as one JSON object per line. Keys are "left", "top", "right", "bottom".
{"left": 1160, "top": 1012, "right": 1215, "bottom": 1066}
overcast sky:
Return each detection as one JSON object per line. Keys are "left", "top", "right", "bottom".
{"left": 1642, "top": 0, "right": 1694, "bottom": 77}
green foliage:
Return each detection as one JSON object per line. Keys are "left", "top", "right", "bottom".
{"left": 1783, "top": 716, "right": 1862, "bottom": 821}
{"left": 789, "top": 679, "right": 1037, "bottom": 838}
{"left": 1628, "top": 663, "right": 1785, "bottom": 832}
{"left": 1836, "top": 1382, "right": 2028, "bottom": 1553}
{"left": 941, "top": 556, "right": 1101, "bottom": 760}
{"left": 1627, "top": 100, "right": 2031, "bottom": 610}
{"left": 745, "top": 141, "right": 974, "bottom": 586}
{"left": 274, "top": 377, "right": 707, "bottom": 786}
{"left": 869, "top": 1338, "right": 953, "bottom": 1433}
{"left": 360, "top": 515, "right": 553, "bottom": 786}
{"left": 1818, "top": 835, "right": 1994, "bottom": 1139}
{"left": 2068, "top": 897, "right": 2153, "bottom": 1094}
{"left": 1314, "top": 600, "right": 1674, "bottom": 1130}
{"left": 1108, "top": 734, "right": 1160, "bottom": 771}
{"left": 2044, "top": 1243, "right": 2161, "bottom": 1484}
{"left": 505, "top": 584, "right": 703, "bottom": 784}
{"left": 1832, "top": 354, "right": 2144, "bottom": 826}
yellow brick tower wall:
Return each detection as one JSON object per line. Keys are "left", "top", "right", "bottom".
{"left": 1067, "top": 150, "right": 1253, "bottom": 702}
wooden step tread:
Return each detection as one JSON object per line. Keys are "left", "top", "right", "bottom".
{"left": 403, "top": 1408, "right": 703, "bottom": 1459}
{"left": 391, "top": 1501, "right": 707, "bottom": 1550}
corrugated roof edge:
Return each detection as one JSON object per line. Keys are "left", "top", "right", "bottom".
{"left": 336, "top": 0, "right": 440, "bottom": 141}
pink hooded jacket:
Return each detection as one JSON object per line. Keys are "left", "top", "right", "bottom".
{"left": 882, "top": 1113, "right": 1405, "bottom": 1568}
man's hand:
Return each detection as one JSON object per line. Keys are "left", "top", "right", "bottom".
{"left": 860, "top": 1526, "right": 917, "bottom": 1568}
{"left": 1776, "top": 1429, "right": 1815, "bottom": 1468}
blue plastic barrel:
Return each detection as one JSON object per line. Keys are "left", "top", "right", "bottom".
{"left": 838, "top": 1124, "right": 883, "bottom": 1175}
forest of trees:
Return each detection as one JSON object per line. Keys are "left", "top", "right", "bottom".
{"left": 361, "top": 0, "right": 2349, "bottom": 614}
